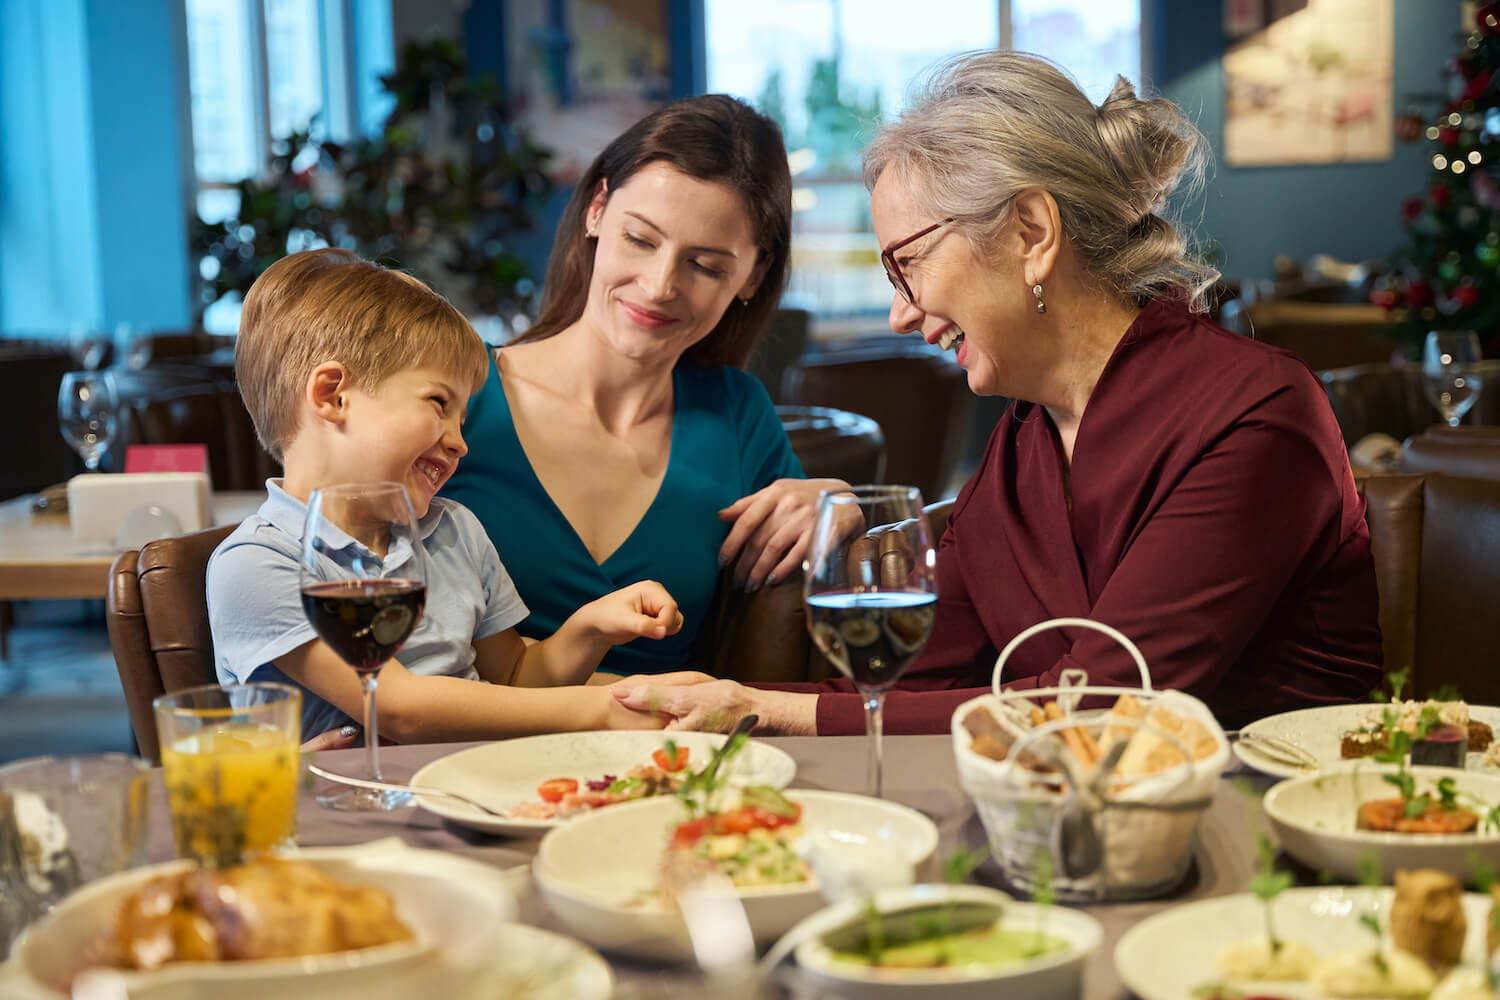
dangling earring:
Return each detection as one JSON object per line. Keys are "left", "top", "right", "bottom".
{"left": 1032, "top": 283, "right": 1047, "bottom": 314}
{"left": 586, "top": 224, "right": 598, "bottom": 238}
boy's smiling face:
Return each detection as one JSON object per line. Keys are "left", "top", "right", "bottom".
{"left": 339, "top": 366, "right": 471, "bottom": 518}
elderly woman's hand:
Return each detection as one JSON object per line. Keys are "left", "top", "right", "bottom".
{"left": 717, "top": 478, "right": 853, "bottom": 590}
{"left": 610, "top": 677, "right": 818, "bottom": 735}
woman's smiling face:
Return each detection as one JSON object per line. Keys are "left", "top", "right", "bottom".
{"left": 870, "top": 168, "right": 1030, "bottom": 397}
{"left": 582, "top": 162, "right": 765, "bottom": 367}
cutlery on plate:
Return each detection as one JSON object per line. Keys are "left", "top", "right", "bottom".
{"left": 1235, "top": 731, "right": 1319, "bottom": 771}
{"left": 307, "top": 763, "right": 511, "bottom": 818}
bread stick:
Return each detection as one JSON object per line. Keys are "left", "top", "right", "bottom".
{"left": 1043, "top": 700, "right": 1097, "bottom": 766}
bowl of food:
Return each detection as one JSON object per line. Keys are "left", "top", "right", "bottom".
{"left": 786, "top": 883, "right": 1101, "bottom": 999}
{"left": 1263, "top": 764, "right": 1500, "bottom": 883}
{"left": 12, "top": 842, "right": 515, "bottom": 999}
{"left": 952, "top": 618, "right": 1229, "bottom": 901}
{"left": 532, "top": 787, "right": 939, "bottom": 962}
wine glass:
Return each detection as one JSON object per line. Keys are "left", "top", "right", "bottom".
{"left": 57, "top": 371, "right": 118, "bottom": 472}
{"left": 298, "top": 482, "right": 427, "bottom": 811}
{"left": 1423, "top": 330, "right": 1484, "bottom": 427}
{"left": 803, "top": 485, "right": 937, "bottom": 798}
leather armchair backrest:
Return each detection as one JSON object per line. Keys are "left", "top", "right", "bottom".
{"left": 1415, "top": 474, "right": 1500, "bottom": 703}
{"left": 106, "top": 524, "right": 236, "bottom": 762}
{"left": 1358, "top": 474, "right": 1424, "bottom": 682}
{"left": 777, "top": 405, "right": 886, "bottom": 485}
{"left": 1400, "top": 433, "right": 1500, "bottom": 482}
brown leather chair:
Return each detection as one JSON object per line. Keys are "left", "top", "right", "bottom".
{"left": 783, "top": 347, "right": 971, "bottom": 502}
{"left": 1359, "top": 473, "right": 1500, "bottom": 702}
{"left": 777, "top": 405, "right": 886, "bottom": 485}
{"left": 694, "top": 498, "right": 956, "bottom": 683}
{"left": 1399, "top": 431, "right": 1500, "bottom": 481}
{"left": 106, "top": 525, "right": 235, "bottom": 762}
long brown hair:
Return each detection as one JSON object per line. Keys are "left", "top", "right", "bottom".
{"left": 515, "top": 95, "right": 792, "bottom": 368}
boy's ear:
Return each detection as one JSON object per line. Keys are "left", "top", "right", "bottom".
{"left": 306, "top": 362, "right": 351, "bottom": 424}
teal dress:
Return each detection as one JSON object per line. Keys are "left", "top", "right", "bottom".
{"left": 442, "top": 351, "right": 804, "bottom": 675}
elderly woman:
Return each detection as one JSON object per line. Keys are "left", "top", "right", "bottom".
{"left": 442, "top": 95, "right": 849, "bottom": 678}
{"left": 614, "top": 51, "right": 1383, "bottom": 733}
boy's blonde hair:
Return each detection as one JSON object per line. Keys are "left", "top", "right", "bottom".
{"left": 237, "top": 249, "right": 489, "bottom": 461}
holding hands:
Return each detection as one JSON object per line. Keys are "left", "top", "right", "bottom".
{"left": 717, "top": 478, "right": 855, "bottom": 591}
{"left": 611, "top": 675, "right": 817, "bottom": 735}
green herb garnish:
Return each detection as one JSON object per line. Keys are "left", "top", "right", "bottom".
{"left": 1248, "top": 834, "right": 1292, "bottom": 955}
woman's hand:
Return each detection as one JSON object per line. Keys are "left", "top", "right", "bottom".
{"left": 610, "top": 678, "right": 818, "bottom": 735}
{"left": 300, "top": 725, "right": 359, "bottom": 752}
{"left": 717, "top": 478, "right": 852, "bottom": 590}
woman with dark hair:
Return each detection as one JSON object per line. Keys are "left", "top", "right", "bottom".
{"left": 443, "top": 95, "right": 849, "bottom": 677}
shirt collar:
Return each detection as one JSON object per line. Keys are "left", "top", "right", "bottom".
{"left": 260, "top": 479, "right": 447, "bottom": 569}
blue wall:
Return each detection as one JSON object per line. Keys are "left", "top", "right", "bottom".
{"left": 1152, "top": 0, "right": 1456, "bottom": 281}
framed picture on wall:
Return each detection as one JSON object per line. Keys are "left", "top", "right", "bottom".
{"left": 1223, "top": 0, "right": 1393, "bottom": 166}
{"left": 506, "top": 0, "right": 671, "bottom": 183}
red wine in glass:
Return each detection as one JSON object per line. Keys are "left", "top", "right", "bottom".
{"left": 301, "top": 579, "right": 426, "bottom": 671}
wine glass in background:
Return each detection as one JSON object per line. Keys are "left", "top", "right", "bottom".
{"left": 1423, "top": 330, "right": 1484, "bottom": 427}
{"left": 113, "top": 323, "right": 153, "bottom": 371}
{"left": 68, "top": 326, "right": 107, "bottom": 371}
{"left": 57, "top": 371, "right": 118, "bottom": 472}
{"left": 299, "top": 482, "right": 427, "bottom": 811}
{"left": 803, "top": 485, "right": 937, "bottom": 798}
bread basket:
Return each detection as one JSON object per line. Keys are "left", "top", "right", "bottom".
{"left": 950, "top": 617, "right": 1229, "bottom": 901}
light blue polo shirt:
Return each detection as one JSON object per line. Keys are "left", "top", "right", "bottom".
{"left": 206, "top": 480, "right": 528, "bottom": 739}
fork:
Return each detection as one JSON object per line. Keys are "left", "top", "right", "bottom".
{"left": 1235, "top": 731, "right": 1320, "bottom": 771}
{"left": 306, "top": 764, "right": 511, "bottom": 818}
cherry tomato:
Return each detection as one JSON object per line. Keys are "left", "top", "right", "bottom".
{"left": 652, "top": 745, "right": 691, "bottom": 772}
{"left": 715, "top": 808, "right": 761, "bottom": 835}
{"left": 671, "top": 817, "right": 711, "bottom": 848}
{"left": 537, "top": 778, "right": 579, "bottom": 803}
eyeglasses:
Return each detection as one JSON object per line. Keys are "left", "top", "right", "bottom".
{"left": 880, "top": 219, "right": 952, "bottom": 304}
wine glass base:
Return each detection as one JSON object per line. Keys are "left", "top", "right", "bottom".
{"left": 315, "top": 785, "right": 412, "bottom": 812}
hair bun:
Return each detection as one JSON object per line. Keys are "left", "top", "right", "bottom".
{"left": 1094, "top": 75, "right": 1201, "bottom": 219}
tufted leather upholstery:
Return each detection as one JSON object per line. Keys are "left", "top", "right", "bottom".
{"left": 106, "top": 525, "right": 234, "bottom": 763}
{"left": 1399, "top": 426, "right": 1500, "bottom": 481}
{"left": 1358, "top": 474, "right": 1500, "bottom": 701}
{"left": 782, "top": 347, "right": 971, "bottom": 503}
{"left": 777, "top": 405, "right": 886, "bottom": 485}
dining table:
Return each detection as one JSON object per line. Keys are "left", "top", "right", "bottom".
{"left": 139, "top": 733, "right": 1267, "bottom": 999}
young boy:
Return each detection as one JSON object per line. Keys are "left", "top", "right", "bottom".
{"left": 208, "top": 249, "right": 683, "bottom": 741}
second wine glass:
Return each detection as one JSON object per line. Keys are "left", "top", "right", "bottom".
{"left": 1423, "top": 330, "right": 1484, "bottom": 427}
{"left": 57, "top": 370, "right": 118, "bottom": 472}
{"left": 299, "top": 482, "right": 427, "bottom": 811}
{"left": 803, "top": 485, "right": 938, "bottom": 799}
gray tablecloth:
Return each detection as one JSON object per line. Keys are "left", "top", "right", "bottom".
{"left": 144, "top": 735, "right": 1263, "bottom": 999}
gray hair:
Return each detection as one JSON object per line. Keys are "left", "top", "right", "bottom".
{"left": 863, "top": 50, "right": 1219, "bottom": 312}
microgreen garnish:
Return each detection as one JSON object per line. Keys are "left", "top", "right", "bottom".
{"left": 675, "top": 731, "right": 749, "bottom": 818}
{"left": 1356, "top": 850, "right": 1388, "bottom": 975}
{"left": 942, "top": 843, "right": 990, "bottom": 885}
{"left": 1248, "top": 834, "right": 1292, "bottom": 955}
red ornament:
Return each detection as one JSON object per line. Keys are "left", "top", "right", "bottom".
{"left": 1439, "top": 127, "right": 1461, "bottom": 146}
{"left": 1401, "top": 196, "right": 1425, "bottom": 223}
{"left": 1465, "top": 69, "right": 1495, "bottom": 102}
{"left": 1371, "top": 289, "right": 1401, "bottom": 310}
{"left": 1432, "top": 184, "right": 1453, "bottom": 207}
{"left": 1396, "top": 112, "right": 1424, "bottom": 143}
{"left": 1405, "top": 281, "right": 1435, "bottom": 307}
{"left": 1456, "top": 284, "right": 1482, "bottom": 308}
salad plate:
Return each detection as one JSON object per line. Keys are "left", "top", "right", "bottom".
{"left": 1263, "top": 764, "right": 1500, "bottom": 883}
{"left": 533, "top": 789, "right": 940, "bottom": 962}
{"left": 1233, "top": 702, "right": 1500, "bottom": 779}
{"left": 1115, "top": 887, "right": 1495, "bottom": 1000}
{"left": 408, "top": 730, "right": 797, "bottom": 836}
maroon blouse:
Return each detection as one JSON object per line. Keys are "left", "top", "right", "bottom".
{"left": 764, "top": 297, "right": 1383, "bottom": 735}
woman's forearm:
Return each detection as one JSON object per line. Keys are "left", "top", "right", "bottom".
{"left": 375, "top": 673, "right": 648, "bottom": 742}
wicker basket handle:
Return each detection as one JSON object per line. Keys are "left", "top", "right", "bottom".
{"left": 991, "top": 617, "right": 1152, "bottom": 698}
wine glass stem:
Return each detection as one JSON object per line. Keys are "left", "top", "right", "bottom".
{"left": 360, "top": 671, "right": 384, "bottom": 782}
{"left": 863, "top": 690, "right": 887, "bottom": 798}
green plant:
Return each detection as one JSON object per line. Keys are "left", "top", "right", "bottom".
{"left": 192, "top": 38, "right": 553, "bottom": 325}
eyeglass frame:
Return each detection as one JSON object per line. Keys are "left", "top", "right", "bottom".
{"left": 880, "top": 218, "right": 954, "bottom": 304}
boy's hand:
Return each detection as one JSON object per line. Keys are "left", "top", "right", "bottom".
{"left": 587, "top": 580, "right": 683, "bottom": 644}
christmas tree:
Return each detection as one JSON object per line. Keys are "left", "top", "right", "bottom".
{"left": 1377, "top": 5, "right": 1500, "bottom": 355}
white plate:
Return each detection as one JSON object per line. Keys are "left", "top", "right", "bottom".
{"left": 1263, "top": 764, "right": 1500, "bottom": 883}
{"left": 408, "top": 730, "right": 798, "bottom": 836}
{"left": 533, "top": 790, "right": 940, "bottom": 962}
{"left": 1234, "top": 703, "right": 1500, "bottom": 778}
{"left": 11, "top": 841, "right": 516, "bottom": 999}
{"left": 788, "top": 883, "right": 1100, "bottom": 1000}
{"left": 1115, "top": 887, "right": 1493, "bottom": 1000}
{"left": 475, "top": 923, "right": 612, "bottom": 1000}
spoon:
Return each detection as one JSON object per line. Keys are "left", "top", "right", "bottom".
{"left": 306, "top": 764, "right": 511, "bottom": 818}
{"left": 1051, "top": 736, "right": 1130, "bottom": 881}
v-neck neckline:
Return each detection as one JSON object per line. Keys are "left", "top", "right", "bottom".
{"left": 491, "top": 350, "right": 680, "bottom": 573}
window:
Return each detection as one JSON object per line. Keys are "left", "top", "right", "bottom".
{"left": 705, "top": 0, "right": 1142, "bottom": 317}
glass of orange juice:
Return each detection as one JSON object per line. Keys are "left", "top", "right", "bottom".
{"left": 153, "top": 682, "right": 301, "bottom": 868}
